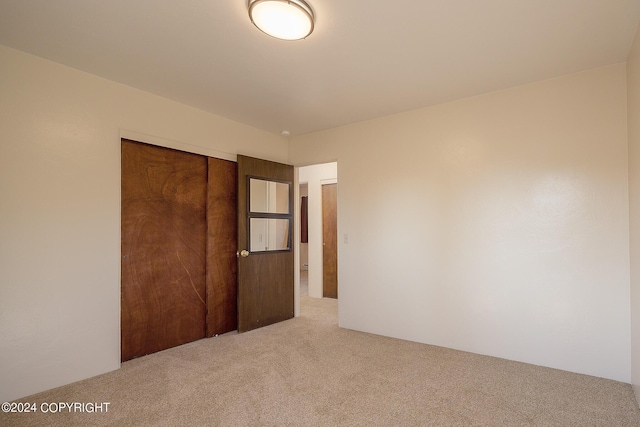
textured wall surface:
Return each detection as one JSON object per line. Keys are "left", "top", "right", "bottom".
{"left": 291, "top": 64, "right": 631, "bottom": 382}
{"left": 627, "top": 21, "right": 640, "bottom": 403}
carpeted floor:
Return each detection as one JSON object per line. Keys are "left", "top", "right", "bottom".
{"left": 2, "top": 295, "right": 639, "bottom": 426}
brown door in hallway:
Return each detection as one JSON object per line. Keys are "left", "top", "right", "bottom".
{"left": 121, "top": 140, "right": 207, "bottom": 361}
{"left": 237, "top": 155, "right": 294, "bottom": 332}
{"left": 322, "top": 183, "right": 338, "bottom": 298}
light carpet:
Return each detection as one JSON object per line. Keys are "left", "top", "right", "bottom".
{"left": 2, "top": 296, "right": 639, "bottom": 426}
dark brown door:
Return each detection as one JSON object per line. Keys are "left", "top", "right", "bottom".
{"left": 121, "top": 140, "right": 207, "bottom": 361}
{"left": 322, "top": 183, "right": 338, "bottom": 298}
{"left": 237, "top": 155, "right": 294, "bottom": 332}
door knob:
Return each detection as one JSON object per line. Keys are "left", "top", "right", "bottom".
{"left": 239, "top": 250, "right": 249, "bottom": 258}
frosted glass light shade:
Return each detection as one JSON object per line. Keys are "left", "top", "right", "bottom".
{"left": 248, "top": 0, "right": 314, "bottom": 40}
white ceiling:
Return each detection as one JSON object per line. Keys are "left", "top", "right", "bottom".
{"left": 1, "top": 0, "right": 640, "bottom": 136}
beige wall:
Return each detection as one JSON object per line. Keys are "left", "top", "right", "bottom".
{"left": 0, "top": 45, "right": 289, "bottom": 402}
{"left": 291, "top": 64, "right": 631, "bottom": 382}
{"left": 628, "top": 22, "right": 640, "bottom": 404}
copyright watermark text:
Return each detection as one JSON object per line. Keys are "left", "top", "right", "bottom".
{"left": 2, "top": 401, "right": 110, "bottom": 413}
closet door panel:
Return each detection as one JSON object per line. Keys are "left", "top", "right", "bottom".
{"left": 121, "top": 140, "right": 207, "bottom": 362}
{"left": 206, "top": 158, "right": 238, "bottom": 336}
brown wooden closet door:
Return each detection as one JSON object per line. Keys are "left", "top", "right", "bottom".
{"left": 206, "top": 158, "right": 238, "bottom": 336}
{"left": 121, "top": 140, "right": 207, "bottom": 361}
{"left": 322, "top": 183, "right": 338, "bottom": 298}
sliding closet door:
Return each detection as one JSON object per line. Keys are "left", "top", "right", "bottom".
{"left": 206, "top": 158, "right": 238, "bottom": 336}
{"left": 121, "top": 140, "right": 207, "bottom": 362}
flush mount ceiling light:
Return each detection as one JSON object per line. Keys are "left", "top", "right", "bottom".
{"left": 248, "top": 0, "right": 315, "bottom": 41}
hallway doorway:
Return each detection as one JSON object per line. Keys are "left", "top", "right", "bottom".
{"left": 297, "top": 162, "right": 338, "bottom": 301}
